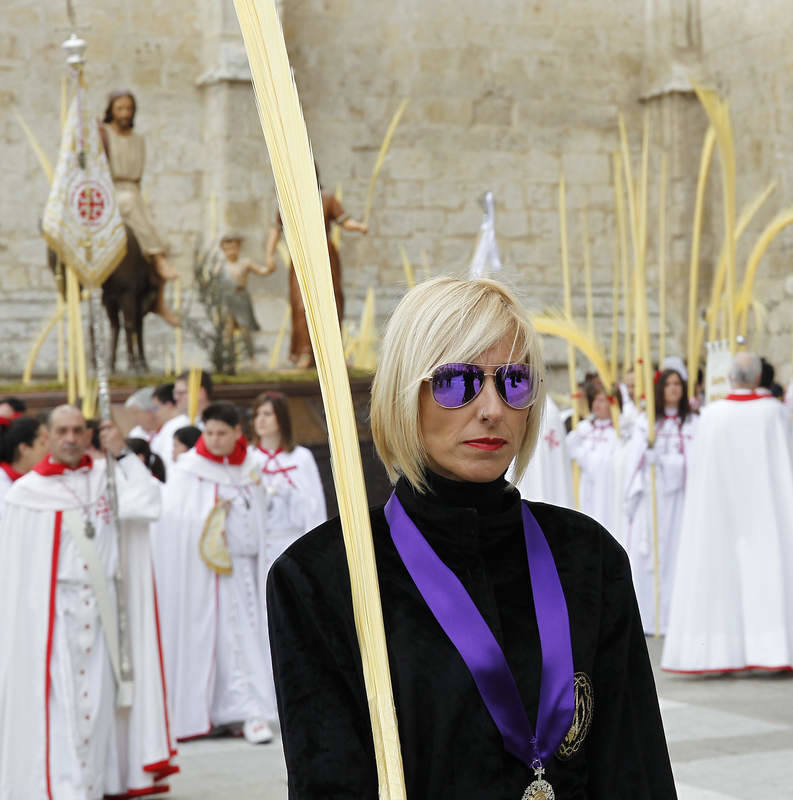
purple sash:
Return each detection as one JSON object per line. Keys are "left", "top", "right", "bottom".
{"left": 384, "top": 492, "right": 574, "bottom": 767}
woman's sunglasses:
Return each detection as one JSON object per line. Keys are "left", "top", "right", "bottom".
{"left": 426, "top": 362, "right": 540, "bottom": 410}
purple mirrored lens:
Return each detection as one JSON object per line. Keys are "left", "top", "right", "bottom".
{"left": 496, "top": 364, "right": 535, "bottom": 408}
{"left": 431, "top": 363, "right": 484, "bottom": 408}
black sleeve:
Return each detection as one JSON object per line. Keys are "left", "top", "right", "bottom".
{"left": 267, "top": 547, "right": 379, "bottom": 799}
{"left": 587, "top": 543, "right": 677, "bottom": 798}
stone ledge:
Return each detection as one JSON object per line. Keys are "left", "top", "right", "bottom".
{"left": 195, "top": 41, "right": 252, "bottom": 87}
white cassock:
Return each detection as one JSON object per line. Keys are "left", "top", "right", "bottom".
{"left": 251, "top": 445, "right": 328, "bottom": 563}
{"left": 150, "top": 414, "right": 203, "bottom": 478}
{"left": 117, "top": 509, "right": 179, "bottom": 796}
{"left": 0, "top": 463, "right": 22, "bottom": 520}
{"left": 508, "top": 396, "right": 573, "bottom": 508}
{"left": 153, "top": 443, "right": 276, "bottom": 740}
{"left": 623, "top": 412, "right": 698, "bottom": 635}
{"left": 566, "top": 417, "right": 622, "bottom": 537}
{"left": 0, "top": 454, "right": 175, "bottom": 800}
{"left": 662, "top": 391, "right": 793, "bottom": 673}
{"left": 127, "top": 425, "right": 157, "bottom": 444}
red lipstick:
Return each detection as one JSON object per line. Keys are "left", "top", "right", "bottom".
{"left": 464, "top": 438, "right": 507, "bottom": 451}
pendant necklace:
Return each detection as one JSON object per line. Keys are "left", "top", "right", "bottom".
{"left": 522, "top": 764, "right": 554, "bottom": 800}
{"left": 385, "top": 494, "right": 574, "bottom": 799}
{"left": 57, "top": 472, "right": 96, "bottom": 538}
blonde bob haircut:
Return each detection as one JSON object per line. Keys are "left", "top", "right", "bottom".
{"left": 371, "top": 277, "right": 545, "bottom": 492}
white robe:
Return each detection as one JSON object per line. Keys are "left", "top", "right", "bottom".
{"left": 566, "top": 417, "right": 622, "bottom": 536}
{"left": 662, "top": 393, "right": 793, "bottom": 672}
{"left": 150, "top": 414, "right": 203, "bottom": 478}
{"left": 116, "top": 514, "right": 179, "bottom": 796}
{"left": 0, "top": 455, "right": 174, "bottom": 800}
{"left": 0, "top": 468, "right": 14, "bottom": 520}
{"left": 508, "top": 396, "right": 574, "bottom": 508}
{"left": 153, "top": 449, "right": 276, "bottom": 740}
{"left": 623, "top": 412, "right": 697, "bottom": 635}
{"left": 250, "top": 444, "right": 327, "bottom": 559}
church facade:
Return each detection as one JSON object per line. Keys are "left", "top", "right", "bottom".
{"left": 1, "top": 0, "right": 791, "bottom": 380}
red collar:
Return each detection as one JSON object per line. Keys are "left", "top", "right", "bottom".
{"left": 0, "top": 462, "right": 24, "bottom": 482}
{"left": 0, "top": 412, "right": 23, "bottom": 427}
{"left": 725, "top": 392, "right": 765, "bottom": 402}
{"left": 33, "top": 454, "right": 93, "bottom": 476}
{"left": 196, "top": 435, "right": 248, "bottom": 466}
{"left": 256, "top": 445, "right": 283, "bottom": 458}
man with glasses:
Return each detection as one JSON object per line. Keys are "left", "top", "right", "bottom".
{"left": 152, "top": 371, "right": 212, "bottom": 475}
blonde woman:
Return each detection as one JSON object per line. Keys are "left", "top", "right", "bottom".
{"left": 267, "top": 278, "right": 674, "bottom": 799}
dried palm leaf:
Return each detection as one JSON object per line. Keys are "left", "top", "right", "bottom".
{"left": 232, "top": 2, "right": 405, "bottom": 795}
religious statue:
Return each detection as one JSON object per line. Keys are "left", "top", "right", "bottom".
{"left": 211, "top": 233, "right": 274, "bottom": 360}
{"left": 99, "top": 90, "right": 179, "bottom": 325}
{"left": 264, "top": 171, "right": 368, "bottom": 369}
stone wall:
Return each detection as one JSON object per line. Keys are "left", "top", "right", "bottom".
{"left": 2, "top": 0, "right": 790, "bottom": 387}
{"left": 0, "top": 0, "right": 281, "bottom": 378}
{"left": 284, "top": 0, "right": 652, "bottom": 382}
{"left": 698, "top": 0, "right": 793, "bottom": 378}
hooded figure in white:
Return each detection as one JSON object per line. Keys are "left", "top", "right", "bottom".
{"left": 662, "top": 353, "right": 793, "bottom": 673}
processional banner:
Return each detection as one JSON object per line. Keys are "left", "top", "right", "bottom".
{"left": 42, "top": 97, "right": 126, "bottom": 287}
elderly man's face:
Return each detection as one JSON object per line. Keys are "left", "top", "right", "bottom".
{"left": 418, "top": 335, "right": 530, "bottom": 484}
{"left": 49, "top": 407, "right": 88, "bottom": 468}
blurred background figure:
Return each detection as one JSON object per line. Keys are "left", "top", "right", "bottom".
{"left": 663, "top": 352, "right": 793, "bottom": 674}
{"left": 509, "top": 393, "right": 573, "bottom": 509}
{"left": 566, "top": 379, "right": 622, "bottom": 536}
{"left": 250, "top": 392, "right": 327, "bottom": 565}
{"left": 125, "top": 386, "right": 160, "bottom": 444}
{"left": 0, "top": 415, "right": 49, "bottom": 515}
{"left": 126, "top": 436, "right": 167, "bottom": 483}
{"left": 172, "top": 425, "right": 202, "bottom": 463}
{"left": 624, "top": 363, "right": 698, "bottom": 635}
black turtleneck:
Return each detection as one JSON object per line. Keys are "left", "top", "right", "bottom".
{"left": 267, "top": 471, "right": 676, "bottom": 799}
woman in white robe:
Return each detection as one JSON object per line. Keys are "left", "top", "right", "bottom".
{"left": 567, "top": 383, "right": 622, "bottom": 536}
{"left": 249, "top": 392, "right": 327, "bottom": 568}
{"left": 623, "top": 368, "right": 697, "bottom": 635}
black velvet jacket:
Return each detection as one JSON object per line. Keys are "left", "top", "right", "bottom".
{"left": 267, "top": 472, "right": 677, "bottom": 799}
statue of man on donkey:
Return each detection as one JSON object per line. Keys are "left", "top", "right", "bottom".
{"left": 47, "top": 89, "right": 179, "bottom": 373}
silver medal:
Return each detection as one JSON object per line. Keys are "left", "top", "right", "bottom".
{"left": 85, "top": 519, "right": 96, "bottom": 539}
{"left": 521, "top": 766, "right": 555, "bottom": 800}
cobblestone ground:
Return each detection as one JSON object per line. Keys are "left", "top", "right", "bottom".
{"left": 169, "top": 637, "right": 793, "bottom": 799}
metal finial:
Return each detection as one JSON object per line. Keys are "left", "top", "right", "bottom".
{"left": 62, "top": 32, "right": 87, "bottom": 66}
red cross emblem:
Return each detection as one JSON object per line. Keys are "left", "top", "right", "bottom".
{"left": 544, "top": 429, "right": 561, "bottom": 449}
{"left": 77, "top": 186, "right": 105, "bottom": 223}
{"left": 69, "top": 178, "right": 114, "bottom": 231}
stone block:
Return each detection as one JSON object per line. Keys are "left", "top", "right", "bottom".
{"left": 497, "top": 210, "right": 530, "bottom": 239}
{"left": 414, "top": 209, "right": 447, "bottom": 234}
{"left": 472, "top": 90, "right": 515, "bottom": 127}
{"left": 422, "top": 181, "right": 466, "bottom": 211}
{"left": 382, "top": 180, "right": 426, "bottom": 209}
{"left": 561, "top": 151, "right": 611, "bottom": 185}
{"left": 444, "top": 207, "right": 482, "bottom": 238}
